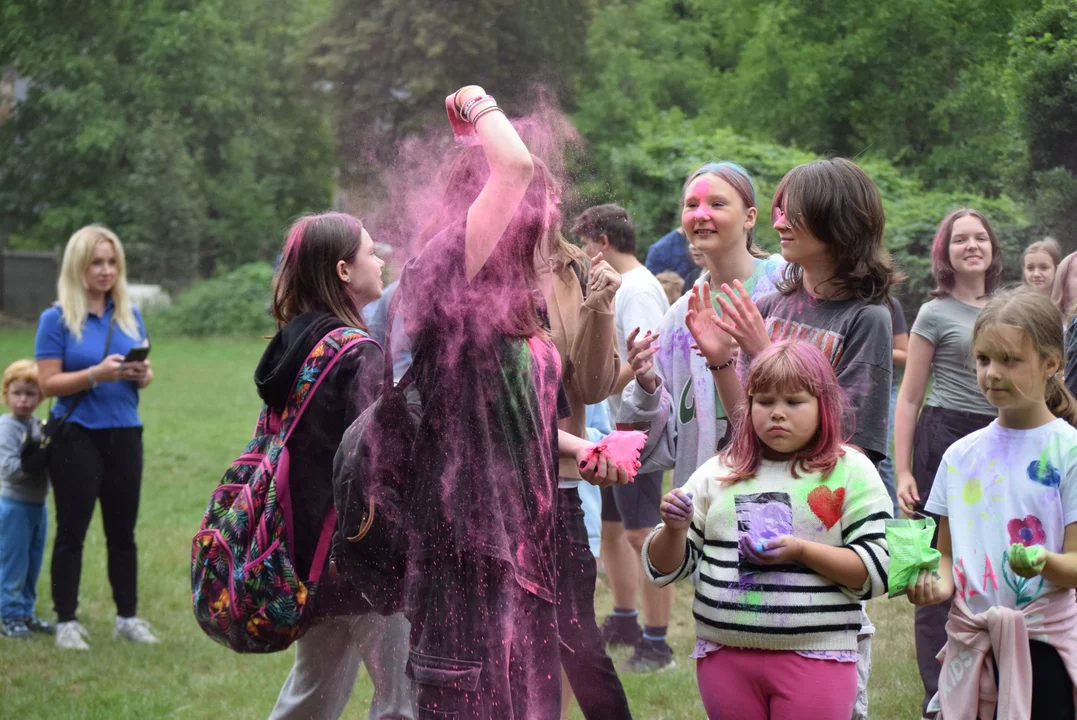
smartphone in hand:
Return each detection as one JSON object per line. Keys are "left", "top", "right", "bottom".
{"left": 124, "top": 341, "right": 151, "bottom": 364}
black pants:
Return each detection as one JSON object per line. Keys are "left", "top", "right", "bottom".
{"left": 407, "top": 553, "right": 560, "bottom": 720}
{"left": 556, "top": 487, "right": 632, "bottom": 719}
{"left": 912, "top": 405, "right": 994, "bottom": 716}
{"left": 49, "top": 424, "right": 143, "bottom": 623}
{"left": 992, "top": 640, "right": 1075, "bottom": 719}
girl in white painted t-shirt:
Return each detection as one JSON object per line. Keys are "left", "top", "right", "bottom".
{"left": 907, "top": 287, "right": 1077, "bottom": 719}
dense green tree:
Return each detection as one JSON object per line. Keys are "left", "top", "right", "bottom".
{"left": 586, "top": 114, "right": 1029, "bottom": 316}
{"left": 1010, "top": 0, "right": 1077, "bottom": 247}
{"left": 576, "top": 0, "right": 1035, "bottom": 197}
{"left": 307, "top": 0, "right": 595, "bottom": 190}
{"left": 0, "top": 0, "right": 334, "bottom": 288}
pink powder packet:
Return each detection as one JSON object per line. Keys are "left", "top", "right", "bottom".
{"left": 579, "top": 431, "right": 647, "bottom": 480}
{"left": 445, "top": 94, "right": 480, "bottom": 145}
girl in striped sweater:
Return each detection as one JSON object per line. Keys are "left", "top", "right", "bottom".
{"left": 644, "top": 341, "right": 892, "bottom": 720}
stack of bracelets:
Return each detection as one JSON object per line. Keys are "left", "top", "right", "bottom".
{"left": 454, "top": 87, "right": 505, "bottom": 125}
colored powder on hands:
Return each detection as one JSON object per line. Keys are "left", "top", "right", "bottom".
{"left": 580, "top": 430, "right": 647, "bottom": 479}
{"left": 885, "top": 517, "right": 941, "bottom": 598}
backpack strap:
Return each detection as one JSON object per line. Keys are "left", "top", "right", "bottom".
{"left": 277, "top": 327, "right": 378, "bottom": 445}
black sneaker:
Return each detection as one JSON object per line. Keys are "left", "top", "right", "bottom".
{"left": 599, "top": 614, "right": 641, "bottom": 648}
{"left": 1, "top": 618, "right": 31, "bottom": 638}
{"left": 24, "top": 615, "right": 55, "bottom": 634}
{"left": 621, "top": 637, "right": 675, "bottom": 672}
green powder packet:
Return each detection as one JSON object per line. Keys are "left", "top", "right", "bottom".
{"left": 885, "top": 517, "right": 942, "bottom": 598}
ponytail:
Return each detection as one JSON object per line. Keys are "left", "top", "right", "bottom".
{"left": 1046, "top": 375, "right": 1077, "bottom": 428}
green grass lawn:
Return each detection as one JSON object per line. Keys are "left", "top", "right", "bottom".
{"left": 0, "top": 328, "right": 923, "bottom": 719}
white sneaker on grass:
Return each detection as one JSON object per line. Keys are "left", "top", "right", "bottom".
{"left": 113, "top": 617, "right": 159, "bottom": 644}
{"left": 55, "top": 621, "right": 91, "bottom": 651}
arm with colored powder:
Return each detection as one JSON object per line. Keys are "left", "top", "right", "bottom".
{"left": 558, "top": 429, "right": 629, "bottom": 488}
{"left": 746, "top": 453, "right": 894, "bottom": 595}
{"left": 685, "top": 281, "right": 746, "bottom": 418}
{"left": 451, "top": 85, "right": 535, "bottom": 283}
{"left": 643, "top": 471, "right": 706, "bottom": 582}
{"left": 1013, "top": 523, "right": 1077, "bottom": 588}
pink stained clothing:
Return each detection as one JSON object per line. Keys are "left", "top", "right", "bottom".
{"left": 937, "top": 589, "right": 1077, "bottom": 720}
{"left": 690, "top": 637, "right": 858, "bottom": 663}
{"left": 696, "top": 645, "right": 857, "bottom": 720}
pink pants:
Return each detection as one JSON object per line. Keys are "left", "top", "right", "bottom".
{"left": 697, "top": 646, "right": 857, "bottom": 720}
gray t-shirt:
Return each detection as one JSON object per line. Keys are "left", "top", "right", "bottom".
{"left": 753, "top": 290, "right": 893, "bottom": 462}
{"left": 910, "top": 296, "right": 997, "bottom": 417}
{"left": 0, "top": 414, "right": 49, "bottom": 504}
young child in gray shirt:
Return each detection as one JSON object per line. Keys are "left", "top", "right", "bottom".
{"left": 0, "top": 360, "right": 53, "bottom": 638}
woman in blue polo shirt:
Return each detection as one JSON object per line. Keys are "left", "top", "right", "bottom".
{"left": 34, "top": 225, "right": 157, "bottom": 651}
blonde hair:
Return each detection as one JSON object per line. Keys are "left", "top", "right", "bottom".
{"left": 655, "top": 271, "right": 685, "bottom": 305}
{"left": 1051, "top": 252, "right": 1077, "bottom": 325}
{"left": 973, "top": 287, "right": 1077, "bottom": 427}
{"left": 57, "top": 225, "right": 140, "bottom": 342}
{"left": 2, "top": 360, "right": 40, "bottom": 401}
{"left": 1023, "top": 237, "right": 1062, "bottom": 267}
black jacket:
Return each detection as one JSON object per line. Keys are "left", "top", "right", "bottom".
{"left": 254, "top": 311, "right": 383, "bottom": 615}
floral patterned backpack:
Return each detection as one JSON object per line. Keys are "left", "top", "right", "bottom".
{"left": 191, "top": 327, "right": 374, "bottom": 653}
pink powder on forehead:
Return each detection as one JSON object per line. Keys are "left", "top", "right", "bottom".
{"left": 688, "top": 179, "right": 711, "bottom": 200}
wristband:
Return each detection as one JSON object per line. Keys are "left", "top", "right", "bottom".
{"left": 87, "top": 367, "right": 98, "bottom": 388}
{"left": 707, "top": 357, "right": 735, "bottom": 372}
{"left": 460, "top": 94, "right": 494, "bottom": 122}
{"left": 453, "top": 85, "right": 483, "bottom": 111}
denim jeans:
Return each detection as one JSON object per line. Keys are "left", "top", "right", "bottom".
{"left": 0, "top": 498, "right": 48, "bottom": 621}
{"left": 576, "top": 482, "right": 602, "bottom": 557}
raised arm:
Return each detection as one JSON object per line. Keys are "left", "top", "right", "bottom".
{"left": 451, "top": 86, "right": 535, "bottom": 282}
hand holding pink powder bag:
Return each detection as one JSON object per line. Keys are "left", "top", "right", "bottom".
{"left": 578, "top": 430, "right": 647, "bottom": 481}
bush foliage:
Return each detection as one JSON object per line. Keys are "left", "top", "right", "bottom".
{"left": 148, "top": 263, "right": 275, "bottom": 338}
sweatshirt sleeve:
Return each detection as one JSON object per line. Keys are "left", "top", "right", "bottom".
{"left": 617, "top": 302, "right": 683, "bottom": 474}
{"left": 839, "top": 450, "right": 893, "bottom": 600}
{"left": 0, "top": 418, "right": 26, "bottom": 482}
{"left": 641, "top": 466, "right": 707, "bottom": 586}
{"left": 565, "top": 287, "right": 620, "bottom": 405}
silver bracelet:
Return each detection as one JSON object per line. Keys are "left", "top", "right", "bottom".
{"left": 471, "top": 105, "right": 505, "bottom": 125}
{"left": 87, "top": 367, "right": 98, "bottom": 388}
{"left": 460, "top": 94, "right": 494, "bottom": 122}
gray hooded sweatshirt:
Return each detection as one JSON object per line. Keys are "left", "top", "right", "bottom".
{"left": 0, "top": 414, "right": 49, "bottom": 503}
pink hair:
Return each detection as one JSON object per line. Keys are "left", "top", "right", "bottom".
{"left": 929, "top": 208, "right": 1002, "bottom": 298}
{"left": 281, "top": 212, "right": 362, "bottom": 266}
{"left": 721, "top": 342, "right": 849, "bottom": 484}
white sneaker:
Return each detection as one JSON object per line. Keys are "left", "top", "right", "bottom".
{"left": 55, "top": 621, "right": 91, "bottom": 651}
{"left": 113, "top": 617, "right": 159, "bottom": 644}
